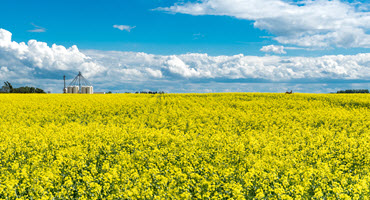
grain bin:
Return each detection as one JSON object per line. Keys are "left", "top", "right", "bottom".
{"left": 67, "top": 86, "right": 73, "bottom": 93}
{"left": 65, "top": 72, "right": 93, "bottom": 94}
{"left": 72, "top": 86, "right": 79, "bottom": 94}
{"left": 81, "top": 86, "right": 88, "bottom": 94}
{"left": 86, "top": 86, "right": 93, "bottom": 94}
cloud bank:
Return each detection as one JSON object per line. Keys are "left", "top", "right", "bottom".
{"left": 157, "top": 0, "right": 370, "bottom": 48}
{"left": 0, "top": 28, "right": 369, "bottom": 93}
{"left": 83, "top": 50, "right": 370, "bottom": 81}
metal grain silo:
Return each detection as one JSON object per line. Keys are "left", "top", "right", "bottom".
{"left": 86, "top": 86, "right": 93, "bottom": 94}
{"left": 72, "top": 86, "right": 79, "bottom": 94}
{"left": 81, "top": 86, "right": 88, "bottom": 94}
{"left": 67, "top": 86, "right": 73, "bottom": 93}
{"left": 65, "top": 72, "right": 94, "bottom": 94}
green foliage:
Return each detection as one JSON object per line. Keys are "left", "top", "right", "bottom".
{"left": 337, "top": 89, "right": 369, "bottom": 93}
{"left": 1, "top": 81, "right": 45, "bottom": 93}
{"left": 13, "top": 86, "right": 45, "bottom": 93}
{"left": 1, "top": 81, "right": 13, "bottom": 93}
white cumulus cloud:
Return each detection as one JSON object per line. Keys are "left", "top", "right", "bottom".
{"left": 113, "top": 25, "right": 136, "bottom": 32}
{"left": 157, "top": 0, "right": 370, "bottom": 48}
{"left": 261, "top": 45, "right": 286, "bottom": 54}
{"left": 0, "top": 28, "right": 369, "bottom": 93}
{"left": 0, "top": 28, "right": 105, "bottom": 78}
{"left": 83, "top": 50, "right": 369, "bottom": 81}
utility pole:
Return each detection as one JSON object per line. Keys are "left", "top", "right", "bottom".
{"left": 63, "top": 75, "right": 66, "bottom": 93}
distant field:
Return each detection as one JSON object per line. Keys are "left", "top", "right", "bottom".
{"left": 0, "top": 93, "right": 369, "bottom": 199}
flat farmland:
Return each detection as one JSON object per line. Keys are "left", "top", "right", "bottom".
{"left": 0, "top": 94, "right": 369, "bottom": 199}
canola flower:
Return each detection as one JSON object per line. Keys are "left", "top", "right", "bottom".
{"left": 0, "top": 93, "right": 369, "bottom": 199}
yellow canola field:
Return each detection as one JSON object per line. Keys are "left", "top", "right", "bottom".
{"left": 0, "top": 93, "right": 369, "bottom": 199}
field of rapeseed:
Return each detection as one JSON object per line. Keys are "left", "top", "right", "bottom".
{"left": 0, "top": 93, "right": 369, "bottom": 199}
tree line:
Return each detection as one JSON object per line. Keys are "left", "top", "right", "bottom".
{"left": 0, "top": 81, "right": 46, "bottom": 93}
{"left": 337, "top": 89, "right": 369, "bottom": 94}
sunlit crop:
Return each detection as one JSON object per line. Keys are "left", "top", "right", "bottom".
{"left": 0, "top": 93, "right": 369, "bottom": 199}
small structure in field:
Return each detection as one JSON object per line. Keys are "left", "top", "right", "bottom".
{"left": 64, "top": 72, "right": 93, "bottom": 94}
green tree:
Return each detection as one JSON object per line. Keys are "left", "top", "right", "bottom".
{"left": 2, "top": 81, "right": 13, "bottom": 93}
{"left": 1, "top": 82, "right": 46, "bottom": 93}
{"left": 35, "top": 88, "right": 46, "bottom": 93}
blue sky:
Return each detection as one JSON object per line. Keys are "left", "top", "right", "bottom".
{"left": 1, "top": 0, "right": 270, "bottom": 55}
{"left": 0, "top": 0, "right": 369, "bottom": 93}
{"left": 2, "top": 0, "right": 368, "bottom": 56}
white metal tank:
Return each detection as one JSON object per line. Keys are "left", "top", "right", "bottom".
{"left": 67, "top": 86, "right": 73, "bottom": 93}
{"left": 86, "top": 86, "right": 93, "bottom": 94}
{"left": 81, "top": 86, "right": 88, "bottom": 94}
{"left": 72, "top": 86, "right": 79, "bottom": 94}
{"left": 63, "top": 88, "right": 67, "bottom": 93}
